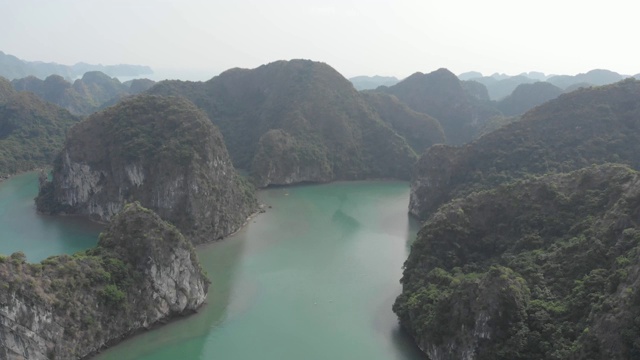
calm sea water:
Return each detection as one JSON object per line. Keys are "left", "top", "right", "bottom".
{"left": 0, "top": 174, "right": 424, "bottom": 360}
{"left": 0, "top": 172, "right": 102, "bottom": 261}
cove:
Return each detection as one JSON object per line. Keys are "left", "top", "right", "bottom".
{"left": 0, "top": 172, "right": 102, "bottom": 262}
{"left": 0, "top": 174, "right": 424, "bottom": 359}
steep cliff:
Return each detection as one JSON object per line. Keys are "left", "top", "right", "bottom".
{"left": 396, "top": 164, "right": 640, "bottom": 359}
{"left": 147, "top": 59, "right": 418, "bottom": 186}
{"left": 409, "top": 79, "right": 640, "bottom": 220}
{"left": 0, "top": 202, "right": 208, "bottom": 360}
{"left": 37, "top": 95, "right": 257, "bottom": 244}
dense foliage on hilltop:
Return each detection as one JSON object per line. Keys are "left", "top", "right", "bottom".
{"left": 410, "top": 79, "right": 640, "bottom": 219}
{"left": 377, "top": 68, "right": 502, "bottom": 145}
{"left": 0, "top": 77, "right": 81, "bottom": 178}
{"left": 148, "top": 60, "right": 419, "bottom": 186}
{"left": 62, "top": 94, "right": 217, "bottom": 165}
{"left": 396, "top": 164, "right": 640, "bottom": 359}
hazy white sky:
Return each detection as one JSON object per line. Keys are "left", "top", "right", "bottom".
{"left": 1, "top": 0, "right": 638, "bottom": 80}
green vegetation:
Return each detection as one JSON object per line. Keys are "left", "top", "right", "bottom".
{"left": 410, "top": 79, "right": 640, "bottom": 219}
{"left": 402, "top": 79, "right": 640, "bottom": 358}
{"left": 147, "top": 59, "right": 419, "bottom": 186}
{"left": 376, "top": 68, "right": 502, "bottom": 145}
{"left": 361, "top": 92, "right": 445, "bottom": 154}
{"left": 37, "top": 94, "right": 257, "bottom": 244}
{"left": 0, "top": 77, "right": 81, "bottom": 178}
{"left": 396, "top": 164, "right": 640, "bottom": 359}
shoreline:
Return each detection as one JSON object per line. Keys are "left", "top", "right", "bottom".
{"left": 0, "top": 167, "right": 47, "bottom": 186}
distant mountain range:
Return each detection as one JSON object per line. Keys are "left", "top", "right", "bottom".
{"left": 459, "top": 69, "right": 634, "bottom": 100}
{"left": 0, "top": 50, "right": 153, "bottom": 80}
{"left": 11, "top": 72, "right": 155, "bottom": 116}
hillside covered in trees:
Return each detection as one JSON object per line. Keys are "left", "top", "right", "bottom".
{"left": 0, "top": 76, "right": 81, "bottom": 178}
{"left": 399, "top": 79, "right": 640, "bottom": 359}
{"left": 396, "top": 164, "right": 640, "bottom": 359}
{"left": 148, "top": 60, "right": 434, "bottom": 187}
{"left": 409, "top": 79, "right": 640, "bottom": 220}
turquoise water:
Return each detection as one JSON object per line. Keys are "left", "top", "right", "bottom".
{"left": 0, "top": 174, "right": 424, "bottom": 359}
{"left": 0, "top": 172, "right": 102, "bottom": 261}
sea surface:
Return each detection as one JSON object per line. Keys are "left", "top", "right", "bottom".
{"left": 0, "top": 173, "right": 424, "bottom": 360}
{"left": 0, "top": 172, "right": 102, "bottom": 262}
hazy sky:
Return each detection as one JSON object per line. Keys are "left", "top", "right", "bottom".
{"left": 2, "top": 0, "right": 638, "bottom": 80}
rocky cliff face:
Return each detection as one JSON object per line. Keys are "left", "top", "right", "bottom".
{"left": 0, "top": 202, "right": 208, "bottom": 360}
{"left": 37, "top": 95, "right": 257, "bottom": 244}
{"left": 396, "top": 164, "right": 640, "bottom": 359}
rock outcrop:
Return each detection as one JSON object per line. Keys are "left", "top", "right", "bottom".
{"left": 0, "top": 202, "right": 209, "bottom": 359}
{"left": 37, "top": 95, "right": 257, "bottom": 244}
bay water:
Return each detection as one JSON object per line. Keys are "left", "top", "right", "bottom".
{"left": 0, "top": 173, "right": 424, "bottom": 360}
